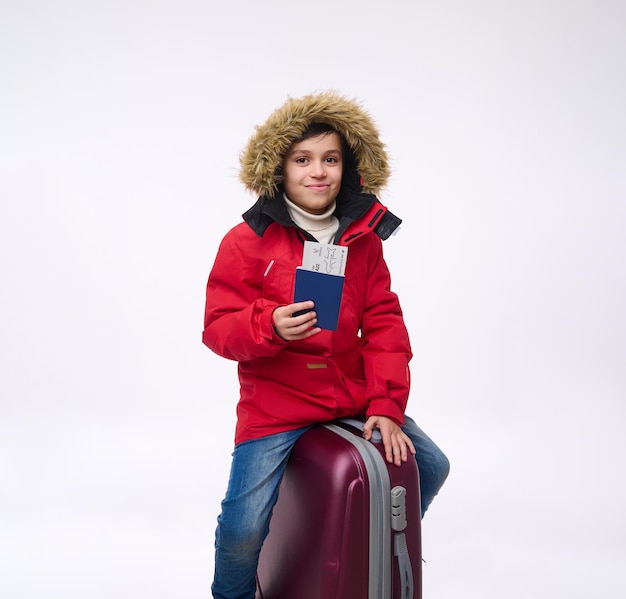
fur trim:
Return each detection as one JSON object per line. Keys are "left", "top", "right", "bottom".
{"left": 240, "top": 91, "right": 390, "bottom": 196}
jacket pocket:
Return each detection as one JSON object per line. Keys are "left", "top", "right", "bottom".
{"left": 261, "top": 250, "right": 298, "bottom": 306}
{"left": 256, "top": 354, "right": 341, "bottom": 423}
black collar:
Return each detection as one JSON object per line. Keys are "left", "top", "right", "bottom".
{"left": 242, "top": 189, "right": 379, "bottom": 239}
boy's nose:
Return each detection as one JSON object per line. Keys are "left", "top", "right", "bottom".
{"left": 310, "top": 162, "right": 326, "bottom": 177}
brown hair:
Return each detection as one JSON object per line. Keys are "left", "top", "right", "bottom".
{"left": 294, "top": 122, "right": 340, "bottom": 143}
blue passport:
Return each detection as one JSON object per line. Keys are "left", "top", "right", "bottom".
{"left": 293, "top": 267, "right": 345, "bottom": 331}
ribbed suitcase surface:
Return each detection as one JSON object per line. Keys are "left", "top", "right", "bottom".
{"left": 255, "top": 420, "right": 421, "bottom": 599}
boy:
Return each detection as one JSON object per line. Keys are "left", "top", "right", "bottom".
{"left": 203, "top": 91, "right": 449, "bottom": 599}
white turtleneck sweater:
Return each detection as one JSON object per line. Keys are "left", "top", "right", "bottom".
{"left": 284, "top": 195, "right": 340, "bottom": 244}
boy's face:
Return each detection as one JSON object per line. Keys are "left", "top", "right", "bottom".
{"left": 282, "top": 132, "right": 343, "bottom": 215}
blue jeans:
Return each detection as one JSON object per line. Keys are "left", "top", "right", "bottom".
{"left": 211, "top": 416, "right": 449, "bottom": 599}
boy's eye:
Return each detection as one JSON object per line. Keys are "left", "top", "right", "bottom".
{"left": 295, "top": 157, "right": 308, "bottom": 164}
{"left": 325, "top": 156, "right": 339, "bottom": 164}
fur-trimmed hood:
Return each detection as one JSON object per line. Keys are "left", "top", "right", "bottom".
{"left": 239, "top": 91, "right": 390, "bottom": 197}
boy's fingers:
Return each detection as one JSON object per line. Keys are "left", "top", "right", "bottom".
{"left": 384, "top": 432, "right": 410, "bottom": 466}
{"left": 406, "top": 435, "right": 417, "bottom": 455}
{"left": 288, "top": 300, "right": 315, "bottom": 317}
{"left": 393, "top": 437, "right": 403, "bottom": 465}
{"left": 364, "top": 417, "right": 414, "bottom": 467}
{"left": 381, "top": 430, "right": 395, "bottom": 464}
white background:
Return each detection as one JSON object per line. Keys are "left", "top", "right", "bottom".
{"left": 1, "top": 1, "right": 625, "bottom": 597}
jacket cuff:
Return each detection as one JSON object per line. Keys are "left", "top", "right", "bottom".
{"left": 263, "top": 303, "right": 288, "bottom": 346}
{"left": 365, "top": 399, "right": 405, "bottom": 426}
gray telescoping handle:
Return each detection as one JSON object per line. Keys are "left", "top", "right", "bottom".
{"left": 394, "top": 532, "right": 414, "bottom": 599}
{"left": 335, "top": 417, "right": 383, "bottom": 442}
{"left": 391, "top": 486, "right": 413, "bottom": 599}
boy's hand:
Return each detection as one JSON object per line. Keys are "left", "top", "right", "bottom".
{"left": 363, "top": 415, "right": 416, "bottom": 467}
{"left": 273, "top": 301, "right": 321, "bottom": 341}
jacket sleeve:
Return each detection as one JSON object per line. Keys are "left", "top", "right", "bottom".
{"left": 202, "top": 227, "right": 288, "bottom": 362}
{"left": 360, "top": 238, "right": 412, "bottom": 425}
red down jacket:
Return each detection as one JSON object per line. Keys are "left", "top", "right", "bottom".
{"left": 203, "top": 197, "right": 412, "bottom": 444}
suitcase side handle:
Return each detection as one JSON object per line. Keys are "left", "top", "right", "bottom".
{"left": 334, "top": 417, "right": 383, "bottom": 442}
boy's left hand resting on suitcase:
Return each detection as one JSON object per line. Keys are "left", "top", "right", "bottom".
{"left": 363, "top": 415, "right": 417, "bottom": 466}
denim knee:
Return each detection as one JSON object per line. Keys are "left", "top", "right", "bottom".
{"left": 419, "top": 444, "right": 450, "bottom": 497}
{"left": 215, "top": 509, "right": 269, "bottom": 560}
{"left": 401, "top": 416, "right": 449, "bottom": 516}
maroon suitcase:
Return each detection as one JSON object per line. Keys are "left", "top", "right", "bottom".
{"left": 255, "top": 418, "right": 421, "bottom": 599}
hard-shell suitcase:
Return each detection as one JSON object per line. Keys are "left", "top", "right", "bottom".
{"left": 255, "top": 419, "right": 422, "bottom": 599}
